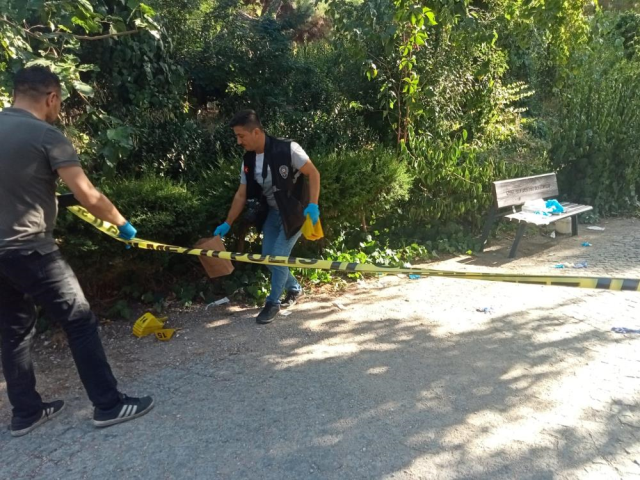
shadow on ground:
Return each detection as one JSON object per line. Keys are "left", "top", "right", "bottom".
{"left": 1, "top": 276, "right": 639, "bottom": 479}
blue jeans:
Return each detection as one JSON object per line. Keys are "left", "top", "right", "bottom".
{"left": 262, "top": 209, "right": 302, "bottom": 304}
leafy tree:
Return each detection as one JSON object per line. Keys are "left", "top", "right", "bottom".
{"left": 1, "top": 0, "right": 186, "bottom": 176}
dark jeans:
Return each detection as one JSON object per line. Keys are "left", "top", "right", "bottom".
{"left": 0, "top": 250, "right": 120, "bottom": 419}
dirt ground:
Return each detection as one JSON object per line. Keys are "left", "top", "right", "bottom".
{"left": 1, "top": 218, "right": 639, "bottom": 479}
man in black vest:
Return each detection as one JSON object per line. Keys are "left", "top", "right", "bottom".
{"left": 213, "top": 110, "right": 321, "bottom": 324}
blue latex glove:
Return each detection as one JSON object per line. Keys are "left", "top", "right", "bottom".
{"left": 118, "top": 221, "right": 137, "bottom": 240}
{"left": 303, "top": 203, "right": 320, "bottom": 225}
{"left": 545, "top": 199, "right": 564, "bottom": 214}
{"left": 213, "top": 222, "right": 231, "bottom": 238}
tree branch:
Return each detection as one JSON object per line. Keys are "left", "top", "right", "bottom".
{"left": 72, "top": 30, "right": 140, "bottom": 41}
{"left": 264, "top": 0, "right": 283, "bottom": 18}
{"left": 1, "top": 17, "right": 41, "bottom": 40}
{"left": 1, "top": 17, "right": 140, "bottom": 42}
{"left": 237, "top": 11, "right": 259, "bottom": 22}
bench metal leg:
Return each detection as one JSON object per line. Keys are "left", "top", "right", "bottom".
{"left": 571, "top": 215, "right": 578, "bottom": 236}
{"left": 480, "top": 206, "right": 498, "bottom": 251}
{"left": 509, "top": 223, "right": 526, "bottom": 259}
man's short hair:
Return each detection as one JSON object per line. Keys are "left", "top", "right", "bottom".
{"left": 13, "top": 66, "right": 62, "bottom": 99}
{"left": 230, "top": 109, "right": 264, "bottom": 131}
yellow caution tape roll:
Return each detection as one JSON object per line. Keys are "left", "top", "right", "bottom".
{"left": 66, "top": 205, "right": 640, "bottom": 292}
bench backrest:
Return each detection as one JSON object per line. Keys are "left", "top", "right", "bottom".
{"left": 493, "top": 173, "right": 559, "bottom": 209}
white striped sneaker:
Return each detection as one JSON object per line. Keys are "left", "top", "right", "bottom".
{"left": 11, "top": 400, "right": 65, "bottom": 437}
{"left": 93, "top": 394, "right": 154, "bottom": 428}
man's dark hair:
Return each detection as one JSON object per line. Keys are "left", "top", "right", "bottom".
{"left": 230, "top": 109, "right": 264, "bottom": 131}
{"left": 13, "top": 66, "right": 61, "bottom": 99}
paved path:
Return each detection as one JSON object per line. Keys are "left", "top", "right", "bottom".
{"left": 448, "top": 217, "right": 640, "bottom": 278}
{"left": 1, "top": 218, "right": 640, "bottom": 479}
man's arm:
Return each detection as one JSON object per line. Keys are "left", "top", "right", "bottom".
{"left": 225, "top": 184, "right": 248, "bottom": 226}
{"left": 57, "top": 166, "right": 127, "bottom": 227}
{"left": 299, "top": 160, "right": 320, "bottom": 204}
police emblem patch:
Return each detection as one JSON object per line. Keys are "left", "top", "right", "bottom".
{"left": 279, "top": 165, "right": 289, "bottom": 179}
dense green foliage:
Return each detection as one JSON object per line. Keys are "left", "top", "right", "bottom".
{"left": 2, "top": 0, "right": 639, "bottom": 311}
{"left": 0, "top": 0, "right": 187, "bottom": 179}
{"left": 550, "top": 11, "right": 640, "bottom": 214}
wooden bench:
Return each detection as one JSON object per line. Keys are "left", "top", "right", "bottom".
{"left": 480, "top": 173, "right": 593, "bottom": 258}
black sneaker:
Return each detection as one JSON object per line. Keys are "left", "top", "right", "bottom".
{"left": 11, "top": 400, "right": 65, "bottom": 437}
{"left": 93, "top": 394, "right": 154, "bottom": 428}
{"left": 256, "top": 301, "right": 280, "bottom": 324}
{"left": 281, "top": 289, "right": 303, "bottom": 308}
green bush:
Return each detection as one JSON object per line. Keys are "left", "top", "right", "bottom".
{"left": 53, "top": 131, "right": 550, "bottom": 312}
{"left": 550, "top": 13, "right": 640, "bottom": 215}
{"left": 400, "top": 132, "right": 550, "bottom": 232}
{"left": 128, "top": 113, "right": 219, "bottom": 180}
{"left": 54, "top": 149, "right": 414, "bottom": 307}
{"left": 313, "top": 147, "right": 414, "bottom": 234}
{"left": 267, "top": 104, "right": 381, "bottom": 154}
{"left": 56, "top": 175, "right": 212, "bottom": 300}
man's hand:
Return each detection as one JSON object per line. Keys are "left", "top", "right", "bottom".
{"left": 303, "top": 203, "right": 320, "bottom": 225}
{"left": 118, "top": 221, "right": 137, "bottom": 240}
{"left": 213, "top": 222, "right": 231, "bottom": 238}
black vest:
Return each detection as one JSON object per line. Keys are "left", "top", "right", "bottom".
{"left": 243, "top": 135, "right": 309, "bottom": 239}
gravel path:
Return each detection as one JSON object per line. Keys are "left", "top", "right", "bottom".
{"left": 1, "top": 218, "right": 639, "bottom": 479}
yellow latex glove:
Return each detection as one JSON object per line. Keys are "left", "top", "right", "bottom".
{"left": 301, "top": 215, "right": 324, "bottom": 241}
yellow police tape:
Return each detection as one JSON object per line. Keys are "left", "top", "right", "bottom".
{"left": 67, "top": 205, "right": 640, "bottom": 293}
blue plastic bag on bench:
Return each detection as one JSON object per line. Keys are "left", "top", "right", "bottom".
{"left": 545, "top": 199, "right": 564, "bottom": 214}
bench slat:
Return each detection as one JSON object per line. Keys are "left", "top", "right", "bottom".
{"left": 505, "top": 204, "right": 593, "bottom": 226}
{"left": 562, "top": 205, "right": 590, "bottom": 215}
{"left": 493, "top": 173, "right": 559, "bottom": 209}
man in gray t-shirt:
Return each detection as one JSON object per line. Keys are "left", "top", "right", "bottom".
{"left": 0, "top": 67, "right": 153, "bottom": 436}
{"left": 0, "top": 105, "right": 81, "bottom": 254}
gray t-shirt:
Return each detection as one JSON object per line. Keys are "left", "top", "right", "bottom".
{"left": 240, "top": 142, "right": 309, "bottom": 209}
{"left": 0, "top": 108, "right": 81, "bottom": 255}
